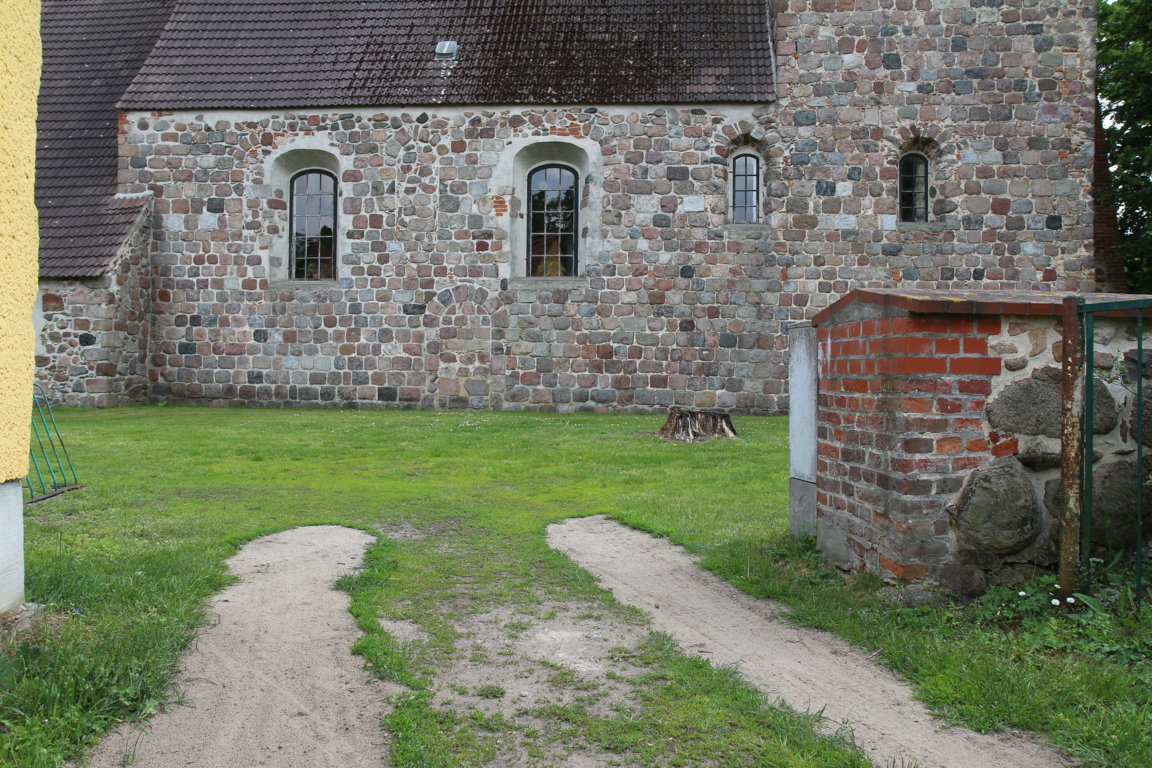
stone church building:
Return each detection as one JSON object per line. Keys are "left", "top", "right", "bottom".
{"left": 36, "top": 0, "right": 1107, "bottom": 412}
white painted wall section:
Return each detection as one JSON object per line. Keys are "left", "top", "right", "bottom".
{"left": 0, "top": 481, "right": 25, "bottom": 613}
{"left": 789, "top": 322, "right": 818, "bottom": 482}
{"left": 788, "top": 322, "right": 818, "bottom": 538}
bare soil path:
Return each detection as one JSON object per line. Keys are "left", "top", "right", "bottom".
{"left": 80, "top": 518, "right": 1076, "bottom": 768}
{"left": 547, "top": 515, "right": 1075, "bottom": 768}
{"left": 84, "top": 526, "right": 398, "bottom": 768}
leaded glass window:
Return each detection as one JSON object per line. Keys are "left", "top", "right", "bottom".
{"left": 899, "top": 154, "right": 929, "bottom": 223}
{"left": 291, "top": 170, "right": 336, "bottom": 280}
{"left": 527, "top": 164, "right": 578, "bottom": 277}
{"left": 732, "top": 154, "right": 760, "bottom": 223}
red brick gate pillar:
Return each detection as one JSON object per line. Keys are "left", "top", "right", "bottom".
{"left": 811, "top": 289, "right": 1005, "bottom": 580}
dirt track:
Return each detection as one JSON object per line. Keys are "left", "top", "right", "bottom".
{"left": 547, "top": 515, "right": 1074, "bottom": 768}
{"left": 85, "top": 526, "right": 397, "bottom": 768}
{"left": 82, "top": 520, "right": 1075, "bottom": 768}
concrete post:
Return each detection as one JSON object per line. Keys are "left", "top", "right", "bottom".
{"left": 0, "top": 481, "right": 24, "bottom": 613}
{"left": 788, "top": 322, "right": 818, "bottom": 538}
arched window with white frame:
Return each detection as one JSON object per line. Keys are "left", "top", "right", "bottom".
{"left": 731, "top": 151, "right": 761, "bottom": 224}
{"left": 290, "top": 169, "right": 337, "bottom": 280}
{"left": 527, "top": 163, "right": 579, "bottom": 277}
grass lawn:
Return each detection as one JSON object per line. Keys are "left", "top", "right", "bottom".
{"left": 2, "top": 407, "right": 1150, "bottom": 767}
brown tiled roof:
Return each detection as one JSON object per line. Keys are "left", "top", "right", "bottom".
{"left": 37, "top": 0, "right": 174, "bottom": 277}
{"left": 119, "top": 0, "right": 776, "bottom": 110}
{"left": 39, "top": 0, "right": 773, "bottom": 275}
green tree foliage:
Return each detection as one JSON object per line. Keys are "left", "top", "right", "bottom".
{"left": 1098, "top": 0, "right": 1152, "bottom": 291}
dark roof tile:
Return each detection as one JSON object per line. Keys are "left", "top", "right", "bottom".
{"left": 37, "top": 0, "right": 174, "bottom": 277}
{"left": 120, "top": 0, "right": 775, "bottom": 109}
{"left": 39, "top": 0, "right": 775, "bottom": 276}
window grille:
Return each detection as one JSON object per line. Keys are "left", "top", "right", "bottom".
{"left": 527, "top": 164, "right": 578, "bottom": 277}
{"left": 291, "top": 170, "right": 336, "bottom": 280}
{"left": 732, "top": 154, "right": 759, "bottom": 223}
{"left": 899, "top": 154, "right": 929, "bottom": 223}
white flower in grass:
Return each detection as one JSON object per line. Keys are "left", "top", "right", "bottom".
{"left": 1018, "top": 591, "right": 1027, "bottom": 596}
{"left": 1051, "top": 598, "right": 1061, "bottom": 606}
{"left": 1066, "top": 597, "right": 1076, "bottom": 604}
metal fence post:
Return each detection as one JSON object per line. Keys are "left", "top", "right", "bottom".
{"left": 1138, "top": 315, "right": 1145, "bottom": 612}
{"left": 1058, "top": 296, "right": 1085, "bottom": 597}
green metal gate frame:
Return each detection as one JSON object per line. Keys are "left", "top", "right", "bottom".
{"left": 25, "top": 383, "right": 80, "bottom": 502}
{"left": 1062, "top": 295, "right": 1151, "bottom": 610}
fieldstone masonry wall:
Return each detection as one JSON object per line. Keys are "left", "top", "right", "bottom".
{"left": 771, "top": 0, "right": 1097, "bottom": 307}
{"left": 35, "top": 201, "right": 153, "bottom": 406}
{"left": 35, "top": 0, "right": 1101, "bottom": 411}
{"left": 810, "top": 289, "right": 1149, "bottom": 594}
{"left": 116, "top": 105, "right": 788, "bottom": 410}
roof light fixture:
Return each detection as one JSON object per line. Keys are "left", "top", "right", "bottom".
{"left": 434, "top": 40, "right": 458, "bottom": 60}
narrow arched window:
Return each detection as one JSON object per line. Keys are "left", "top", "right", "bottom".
{"left": 732, "top": 153, "right": 760, "bottom": 223}
{"left": 899, "top": 154, "right": 929, "bottom": 223}
{"left": 290, "top": 170, "right": 336, "bottom": 280}
{"left": 527, "top": 164, "right": 578, "bottom": 277}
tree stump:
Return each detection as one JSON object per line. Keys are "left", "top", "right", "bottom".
{"left": 656, "top": 407, "right": 737, "bottom": 442}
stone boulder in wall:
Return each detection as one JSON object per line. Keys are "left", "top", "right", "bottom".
{"left": 1045, "top": 459, "right": 1149, "bottom": 552}
{"left": 1090, "top": 459, "right": 1151, "bottom": 551}
{"left": 985, "top": 366, "right": 1117, "bottom": 438}
{"left": 1114, "top": 350, "right": 1152, "bottom": 445}
{"left": 951, "top": 457, "right": 1042, "bottom": 556}
{"left": 1126, "top": 389, "right": 1152, "bottom": 447}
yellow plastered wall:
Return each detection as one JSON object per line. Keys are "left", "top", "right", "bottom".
{"left": 0, "top": 0, "right": 41, "bottom": 482}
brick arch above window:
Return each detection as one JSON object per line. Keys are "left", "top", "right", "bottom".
{"left": 717, "top": 125, "right": 772, "bottom": 156}
{"left": 897, "top": 135, "right": 943, "bottom": 162}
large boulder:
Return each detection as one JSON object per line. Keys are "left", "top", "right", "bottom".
{"left": 1044, "top": 460, "right": 1149, "bottom": 552}
{"left": 986, "top": 366, "right": 1117, "bottom": 437}
{"left": 951, "top": 458, "right": 1042, "bottom": 555}
{"left": 1090, "top": 459, "right": 1151, "bottom": 551}
{"left": 1019, "top": 436, "right": 1100, "bottom": 470}
{"left": 936, "top": 563, "right": 989, "bottom": 599}
{"left": 1122, "top": 348, "right": 1152, "bottom": 386}
{"left": 1016, "top": 436, "right": 1061, "bottom": 470}
{"left": 1125, "top": 389, "right": 1152, "bottom": 447}
{"left": 1117, "top": 350, "right": 1152, "bottom": 445}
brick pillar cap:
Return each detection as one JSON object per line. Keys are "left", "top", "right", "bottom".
{"left": 811, "top": 289, "right": 1152, "bottom": 327}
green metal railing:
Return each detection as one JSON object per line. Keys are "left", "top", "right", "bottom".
{"left": 25, "top": 383, "right": 80, "bottom": 502}
{"left": 1071, "top": 295, "right": 1152, "bottom": 611}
